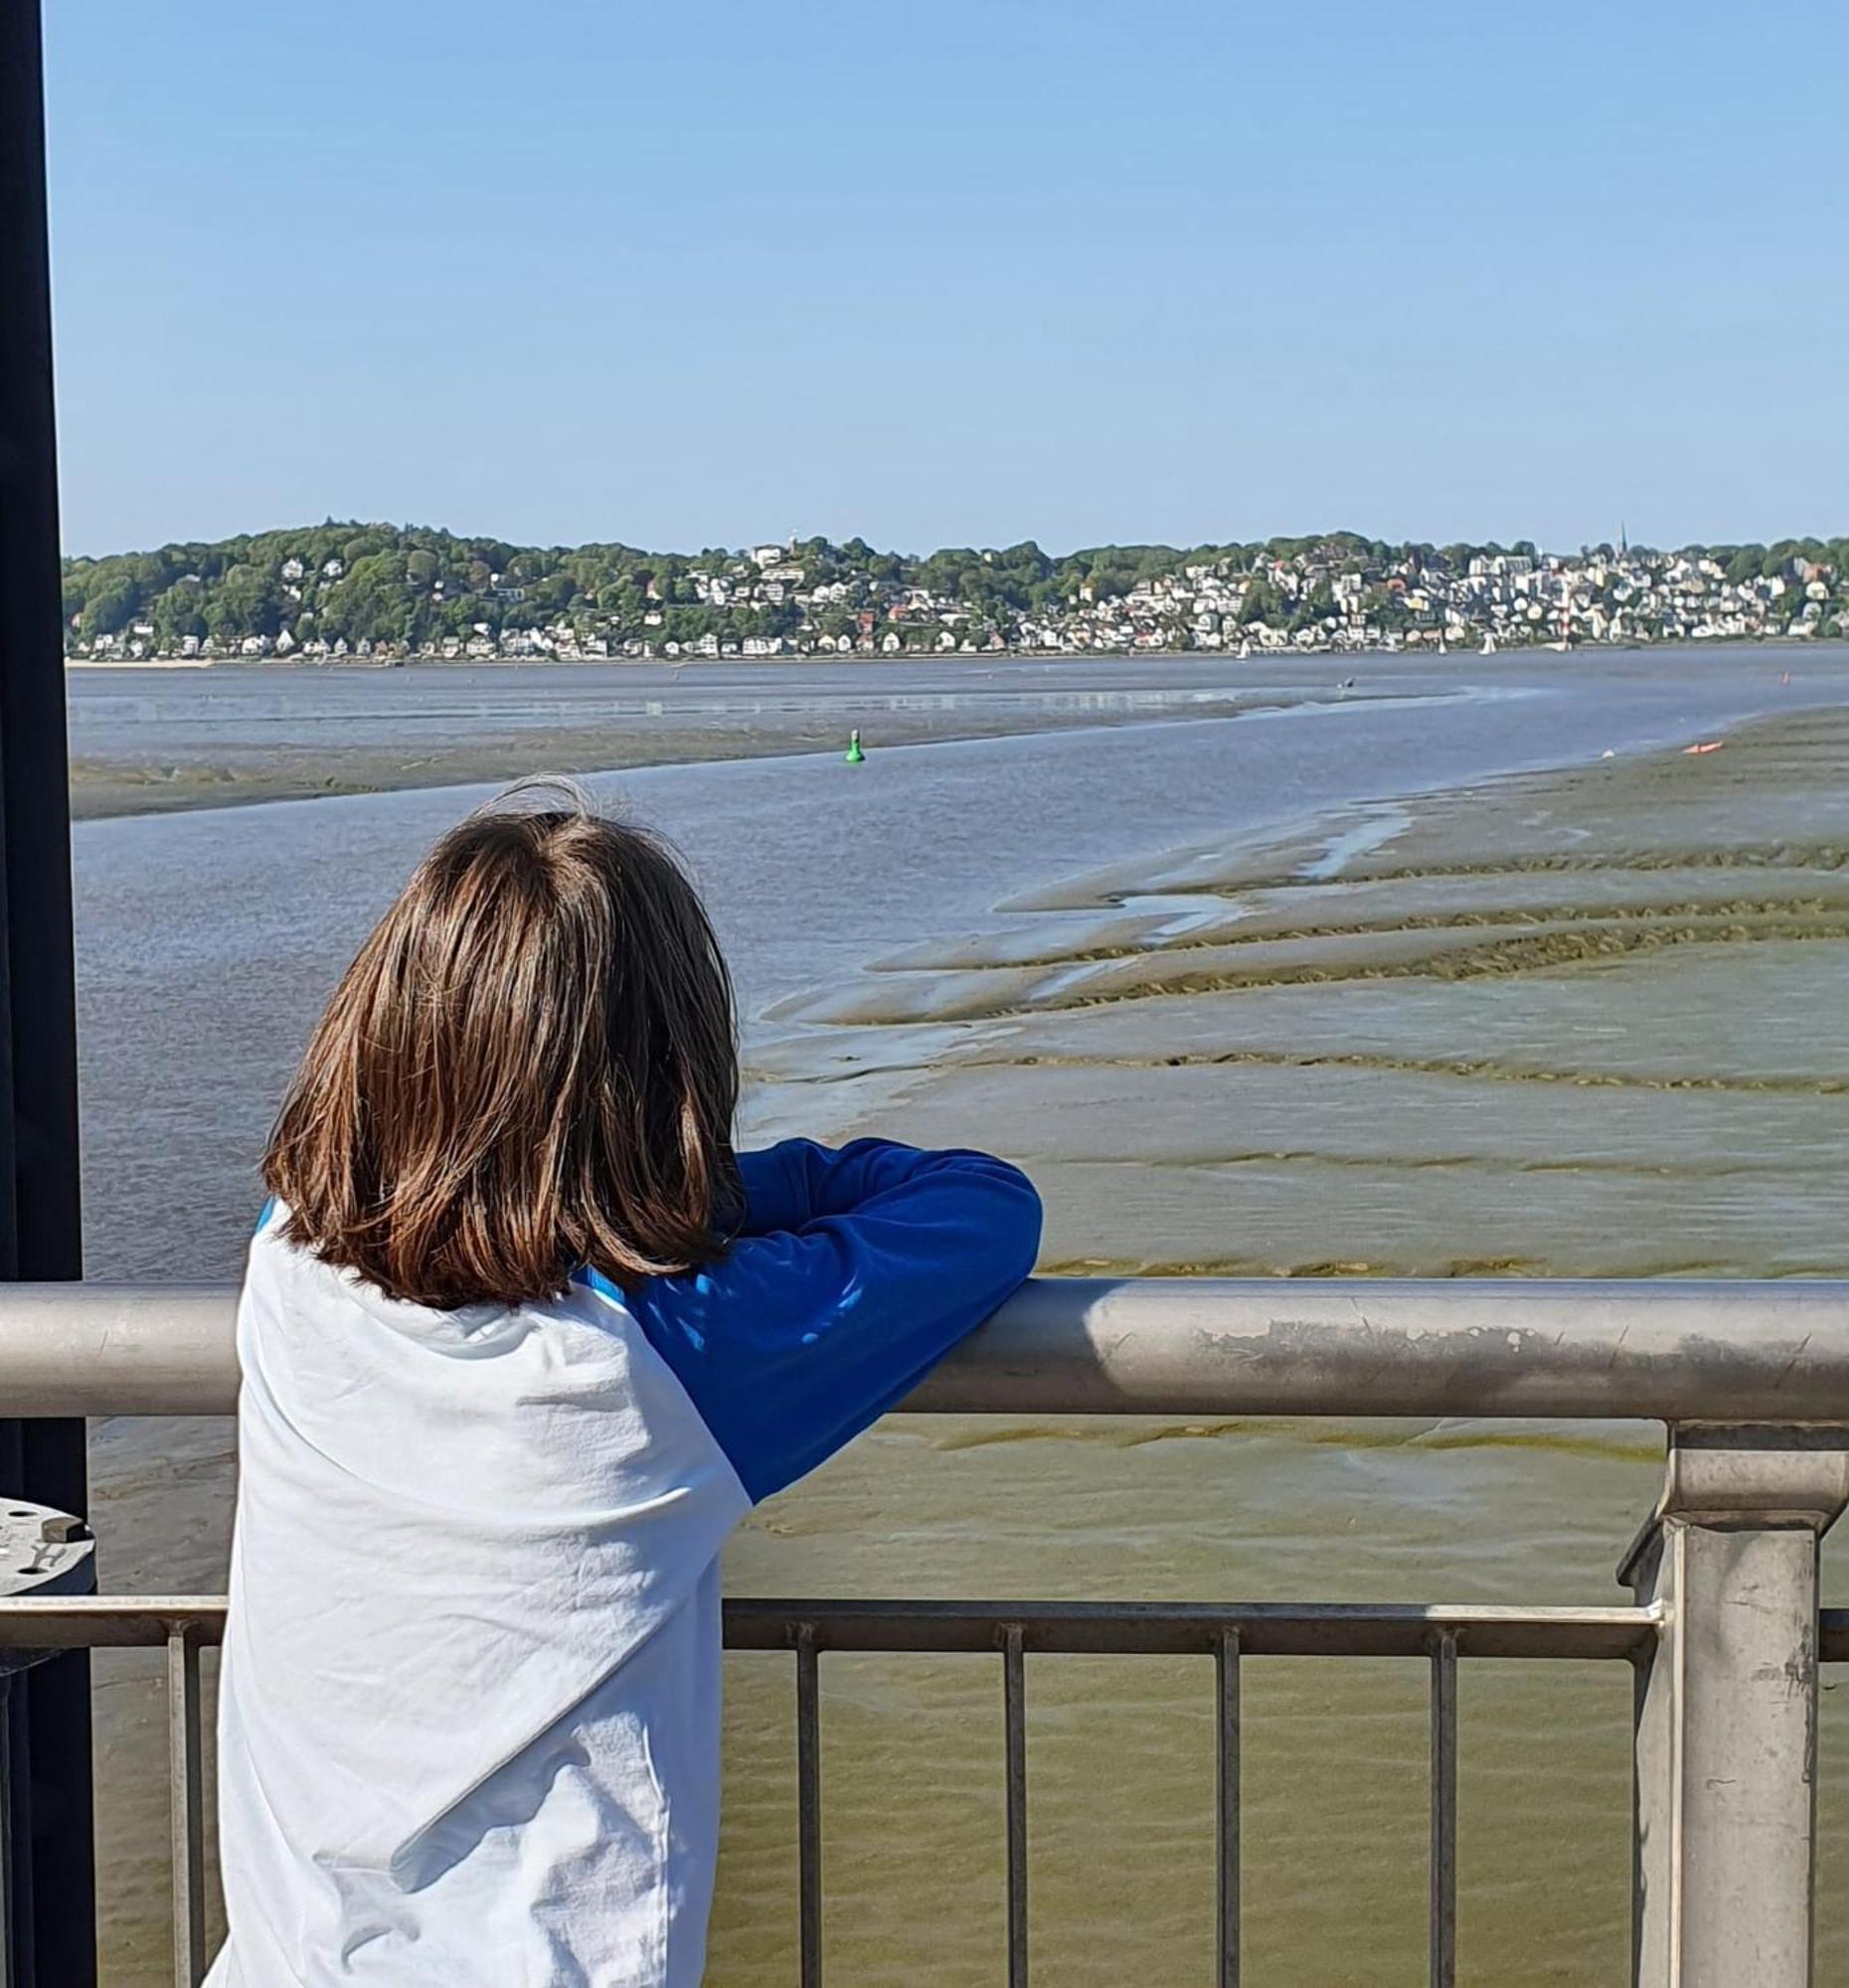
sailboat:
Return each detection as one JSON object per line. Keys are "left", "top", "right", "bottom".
{"left": 1480, "top": 632, "right": 1497, "bottom": 656}
{"left": 1237, "top": 637, "right": 1251, "bottom": 660}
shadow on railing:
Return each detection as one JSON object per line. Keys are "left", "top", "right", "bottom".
{"left": 5, "top": 1277, "right": 1849, "bottom": 1987}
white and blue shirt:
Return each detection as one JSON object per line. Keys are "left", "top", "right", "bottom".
{"left": 207, "top": 1138, "right": 1042, "bottom": 1988}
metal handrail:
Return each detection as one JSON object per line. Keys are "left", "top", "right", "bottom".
{"left": 18, "top": 1593, "right": 1849, "bottom": 1662}
{"left": 0, "top": 1594, "right": 1664, "bottom": 1659}
{"left": 6, "top": 1276, "right": 1849, "bottom": 1420}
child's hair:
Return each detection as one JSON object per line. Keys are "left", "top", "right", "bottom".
{"left": 263, "top": 782, "right": 740, "bottom": 1309}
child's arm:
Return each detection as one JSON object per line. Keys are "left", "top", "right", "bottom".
{"left": 730, "top": 1137, "right": 936, "bottom": 1237}
{"left": 619, "top": 1139, "right": 1042, "bottom": 1503}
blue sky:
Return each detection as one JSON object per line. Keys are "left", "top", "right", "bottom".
{"left": 44, "top": 0, "right": 1847, "bottom": 558}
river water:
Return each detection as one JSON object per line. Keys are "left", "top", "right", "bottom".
{"left": 70, "top": 648, "right": 1849, "bottom": 1983}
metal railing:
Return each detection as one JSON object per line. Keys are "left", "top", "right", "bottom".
{"left": 13, "top": 1273, "right": 1849, "bottom": 1418}
{"left": 5, "top": 1277, "right": 1849, "bottom": 1988}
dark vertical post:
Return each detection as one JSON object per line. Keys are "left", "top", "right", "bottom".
{"left": 0, "top": 4, "right": 96, "bottom": 1985}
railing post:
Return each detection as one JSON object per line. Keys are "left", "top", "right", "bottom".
{"left": 1620, "top": 1423, "right": 1849, "bottom": 1988}
{"left": 0, "top": 1508, "right": 96, "bottom": 1988}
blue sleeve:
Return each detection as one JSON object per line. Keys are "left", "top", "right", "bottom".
{"left": 726, "top": 1141, "right": 826, "bottom": 1237}
{"left": 607, "top": 1140, "right": 1042, "bottom": 1502}
{"left": 729, "top": 1138, "right": 926, "bottom": 1236}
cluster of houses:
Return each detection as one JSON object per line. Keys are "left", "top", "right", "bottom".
{"left": 1013, "top": 547, "right": 1842, "bottom": 656}
{"left": 70, "top": 538, "right": 1844, "bottom": 664}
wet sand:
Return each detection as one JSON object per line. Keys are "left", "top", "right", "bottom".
{"left": 746, "top": 707, "right": 1849, "bottom": 1279}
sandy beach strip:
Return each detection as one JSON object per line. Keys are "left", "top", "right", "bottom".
{"left": 67, "top": 697, "right": 1258, "bottom": 821}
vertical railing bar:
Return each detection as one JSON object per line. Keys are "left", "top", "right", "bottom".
{"left": 167, "top": 1624, "right": 207, "bottom": 1988}
{"left": 795, "top": 1623, "right": 822, "bottom": 1988}
{"left": 1215, "top": 1626, "right": 1242, "bottom": 1988}
{"left": 1429, "top": 1628, "right": 1458, "bottom": 1988}
{"left": 1004, "top": 1623, "right": 1028, "bottom": 1988}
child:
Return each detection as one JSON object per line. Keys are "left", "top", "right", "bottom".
{"left": 207, "top": 788, "right": 1042, "bottom": 1987}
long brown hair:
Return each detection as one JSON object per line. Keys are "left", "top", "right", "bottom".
{"left": 263, "top": 784, "right": 739, "bottom": 1308}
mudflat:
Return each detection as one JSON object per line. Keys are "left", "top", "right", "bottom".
{"left": 746, "top": 704, "right": 1849, "bottom": 1279}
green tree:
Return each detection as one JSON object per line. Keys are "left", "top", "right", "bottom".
{"left": 152, "top": 581, "right": 208, "bottom": 647}
{"left": 78, "top": 576, "right": 138, "bottom": 640}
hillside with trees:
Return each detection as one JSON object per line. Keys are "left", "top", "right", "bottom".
{"left": 60, "top": 524, "right": 1849, "bottom": 662}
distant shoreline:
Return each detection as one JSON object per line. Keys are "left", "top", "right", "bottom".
{"left": 63, "top": 633, "right": 1849, "bottom": 675}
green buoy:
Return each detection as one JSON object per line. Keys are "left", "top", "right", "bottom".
{"left": 844, "top": 728, "right": 865, "bottom": 764}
